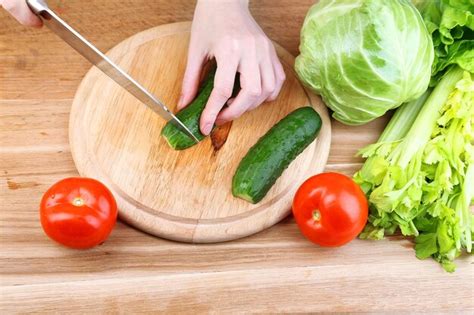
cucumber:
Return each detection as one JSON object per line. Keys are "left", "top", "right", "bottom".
{"left": 161, "top": 72, "right": 215, "bottom": 150}
{"left": 232, "top": 106, "right": 322, "bottom": 204}
{"left": 161, "top": 71, "right": 240, "bottom": 150}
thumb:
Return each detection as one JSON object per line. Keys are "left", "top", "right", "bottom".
{"left": 178, "top": 52, "right": 205, "bottom": 110}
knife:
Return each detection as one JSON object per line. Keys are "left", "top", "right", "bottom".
{"left": 26, "top": 0, "right": 199, "bottom": 143}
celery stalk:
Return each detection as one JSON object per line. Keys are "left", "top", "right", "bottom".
{"left": 393, "top": 67, "right": 464, "bottom": 168}
{"left": 378, "top": 91, "right": 430, "bottom": 143}
{"left": 356, "top": 67, "right": 473, "bottom": 272}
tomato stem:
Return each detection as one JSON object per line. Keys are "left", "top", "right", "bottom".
{"left": 312, "top": 209, "right": 321, "bottom": 222}
{"left": 72, "top": 197, "right": 84, "bottom": 207}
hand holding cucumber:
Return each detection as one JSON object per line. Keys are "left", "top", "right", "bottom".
{"left": 178, "top": 0, "right": 286, "bottom": 135}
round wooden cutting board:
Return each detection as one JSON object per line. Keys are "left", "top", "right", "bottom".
{"left": 69, "top": 22, "right": 331, "bottom": 243}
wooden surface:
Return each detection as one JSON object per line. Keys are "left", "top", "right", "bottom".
{"left": 1, "top": 0, "right": 472, "bottom": 313}
{"left": 69, "top": 22, "right": 331, "bottom": 243}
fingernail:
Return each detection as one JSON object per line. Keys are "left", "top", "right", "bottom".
{"left": 177, "top": 94, "right": 184, "bottom": 109}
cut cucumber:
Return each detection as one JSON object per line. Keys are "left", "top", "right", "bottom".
{"left": 161, "top": 71, "right": 240, "bottom": 150}
{"left": 161, "top": 72, "right": 215, "bottom": 150}
{"left": 232, "top": 106, "right": 322, "bottom": 204}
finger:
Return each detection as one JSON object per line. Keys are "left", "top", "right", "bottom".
{"left": 215, "top": 91, "right": 254, "bottom": 125}
{"left": 216, "top": 63, "right": 262, "bottom": 124}
{"left": 199, "top": 57, "right": 239, "bottom": 135}
{"left": 178, "top": 49, "right": 206, "bottom": 110}
{"left": 268, "top": 50, "right": 286, "bottom": 101}
{"left": 258, "top": 57, "right": 276, "bottom": 106}
{"left": 2, "top": 0, "right": 42, "bottom": 27}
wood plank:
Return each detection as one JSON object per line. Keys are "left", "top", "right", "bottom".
{"left": 1, "top": 262, "right": 472, "bottom": 314}
{"left": 0, "top": 100, "right": 70, "bottom": 148}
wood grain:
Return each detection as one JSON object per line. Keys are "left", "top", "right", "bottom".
{"left": 1, "top": 0, "right": 473, "bottom": 313}
{"left": 69, "top": 22, "right": 331, "bottom": 243}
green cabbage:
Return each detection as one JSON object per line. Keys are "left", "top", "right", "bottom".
{"left": 295, "top": 0, "right": 434, "bottom": 125}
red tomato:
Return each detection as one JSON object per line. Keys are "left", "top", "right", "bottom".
{"left": 40, "top": 177, "right": 117, "bottom": 249}
{"left": 292, "top": 172, "right": 368, "bottom": 247}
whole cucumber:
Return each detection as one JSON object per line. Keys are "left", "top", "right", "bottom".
{"left": 232, "top": 106, "right": 322, "bottom": 203}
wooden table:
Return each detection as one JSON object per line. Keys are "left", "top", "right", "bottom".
{"left": 1, "top": 1, "right": 472, "bottom": 313}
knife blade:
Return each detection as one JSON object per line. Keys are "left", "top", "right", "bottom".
{"left": 26, "top": 0, "right": 199, "bottom": 143}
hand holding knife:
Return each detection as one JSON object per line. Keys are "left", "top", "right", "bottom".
{"left": 25, "top": 0, "right": 199, "bottom": 143}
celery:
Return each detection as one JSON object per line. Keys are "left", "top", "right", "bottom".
{"left": 355, "top": 68, "right": 473, "bottom": 271}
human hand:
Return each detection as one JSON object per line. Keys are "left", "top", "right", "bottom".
{"left": 1, "top": 0, "right": 42, "bottom": 27}
{"left": 179, "top": 0, "right": 286, "bottom": 135}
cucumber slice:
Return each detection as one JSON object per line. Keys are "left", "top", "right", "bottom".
{"left": 232, "top": 106, "right": 322, "bottom": 204}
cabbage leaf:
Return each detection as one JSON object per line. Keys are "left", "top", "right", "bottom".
{"left": 413, "top": 0, "right": 474, "bottom": 84}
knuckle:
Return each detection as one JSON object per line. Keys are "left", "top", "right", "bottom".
{"left": 213, "top": 85, "right": 233, "bottom": 98}
{"left": 261, "top": 38, "right": 273, "bottom": 52}
{"left": 263, "top": 82, "right": 276, "bottom": 95}
{"left": 243, "top": 34, "right": 258, "bottom": 49}
{"left": 277, "top": 70, "right": 286, "bottom": 83}
{"left": 267, "top": 95, "right": 277, "bottom": 101}
{"left": 247, "top": 87, "right": 261, "bottom": 98}
{"left": 221, "top": 36, "right": 241, "bottom": 53}
{"left": 269, "top": 88, "right": 281, "bottom": 100}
